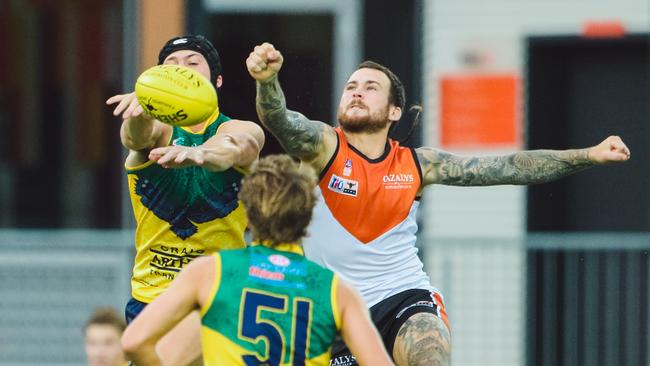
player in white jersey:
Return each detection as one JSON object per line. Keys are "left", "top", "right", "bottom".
{"left": 246, "top": 42, "right": 630, "bottom": 365}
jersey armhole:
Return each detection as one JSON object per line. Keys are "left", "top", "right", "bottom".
{"left": 124, "top": 158, "right": 156, "bottom": 172}
{"left": 200, "top": 253, "right": 223, "bottom": 317}
{"left": 318, "top": 131, "right": 341, "bottom": 182}
{"left": 330, "top": 273, "right": 342, "bottom": 331}
{"left": 124, "top": 123, "right": 174, "bottom": 171}
{"left": 410, "top": 147, "right": 423, "bottom": 188}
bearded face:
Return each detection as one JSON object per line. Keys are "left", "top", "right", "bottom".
{"left": 337, "top": 100, "right": 390, "bottom": 133}
{"left": 337, "top": 68, "right": 398, "bottom": 134}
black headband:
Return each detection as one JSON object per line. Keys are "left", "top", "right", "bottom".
{"left": 158, "top": 35, "right": 222, "bottom": 84}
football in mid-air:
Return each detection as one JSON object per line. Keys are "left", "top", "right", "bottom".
{"left": 135, "top": 65, "right": 218, "bottom": 127}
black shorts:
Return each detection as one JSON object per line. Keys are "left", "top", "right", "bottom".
{"left": 125, "top": 297, "right": 148, "bottom": 324}
{"left": 330, "top": 288, "right": 449, "bottom": 366}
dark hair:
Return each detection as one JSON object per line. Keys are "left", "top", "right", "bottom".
{"left": 84, "top": 307, "right": 126, "bottom": 333}
{"left": 357, "top": 60, "right": 405, "bottom": 111}
{"left": 239, "top": 155, "right": 317, "bottom": 246}
{"left": 356, "top": 60, "right": 421, "bottom": 145}
{"left": 158, "top": 35, "right": 222, "bottom": 84}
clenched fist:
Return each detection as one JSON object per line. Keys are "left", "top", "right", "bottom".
{"left": 246, "top": 42, "right": 284, "bottom": 83}
{"left": 588, "top": 135, "right": 631, "bottom": 164}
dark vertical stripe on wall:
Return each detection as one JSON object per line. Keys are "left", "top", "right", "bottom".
{"left": 540, "top": 250, "right": 554, "bottom": 366}
{"left": 363, "top": 0, "right": 421, "bottom": 147}
{"left": 185, "top": 0, "right": 204, "bottom": 35}
{"left": 584, "top": 251, "right": 601, "bottom": 366}
{"left": 640, "top": 251, "right": 649, "bottom": 366}
{"left": 525, "top": 251, "right": 538, "bottom": 366}
{"left": 14, "top": 4, "right": 63, "bottom": 227}
{"left": 562, "top": 251, "right": 579, "bottom": 366}
{"left": 527, "top": 249, "right": 649, "bottom": 366}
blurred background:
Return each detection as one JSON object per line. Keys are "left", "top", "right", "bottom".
{"left": 0, "top": 0, "right": 648, "bottom": 365}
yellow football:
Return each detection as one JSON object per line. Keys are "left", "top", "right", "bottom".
{"left": 135, "top": 65, "right": 218, "bottom": 127}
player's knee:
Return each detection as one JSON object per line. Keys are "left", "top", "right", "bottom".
{"left": 393, "top": 313, "right": 451, "bottom": 366}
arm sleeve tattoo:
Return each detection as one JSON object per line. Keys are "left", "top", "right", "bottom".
{"left": 417, "top": 147, "right": 595, "bottom": 186}
{"left": 255, "top": 77, "right": 327, "bottom": 161}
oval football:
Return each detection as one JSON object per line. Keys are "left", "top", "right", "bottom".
{"left": 135, "top": 65, "right": 218, "bottom": 127}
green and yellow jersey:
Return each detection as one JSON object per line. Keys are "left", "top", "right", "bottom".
{"left": 201, "top": 244, "right": 341, "bottom": 366}
{"left": 127, "top": 112, "right": 247, "bottom": 303}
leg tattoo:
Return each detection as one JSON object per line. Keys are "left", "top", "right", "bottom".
{"left": 393, "top": 313, "right": 451, "bottom": 366}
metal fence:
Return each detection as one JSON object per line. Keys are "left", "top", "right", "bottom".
{"left": 1, "top": 230, "right": 648, "bottom": 365}
{"left": 526, "top": 233, "right": 650, "bottom": 366}
{"left": 0, "top": 230, "right": 133, "bottom": 366}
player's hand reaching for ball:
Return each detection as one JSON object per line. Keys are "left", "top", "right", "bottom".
{"left": 106, "top": 92, "right": 151, "bottom": 120}
{"left": 588, "top": 135, "right": 631, "bottom": 164}
{"left": 246, "top": 42, "right": 284, "bottom": 83}
{"left": 149, "top": 145, "right": 205, "bottom": 169}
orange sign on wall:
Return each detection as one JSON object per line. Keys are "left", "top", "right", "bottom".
{"left": 439, "top": 74, "right": 520, "bottom": 149}
{"left": 140, "top": 0, "right": 185, "bottom": 71}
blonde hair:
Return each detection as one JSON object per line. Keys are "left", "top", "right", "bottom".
{"left": 239, "top": 155, "right": 317, "bottom": 246}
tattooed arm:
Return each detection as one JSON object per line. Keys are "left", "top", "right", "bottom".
{"left": 417, "top": 135, "right": 630, "bottom": 187}
{"left": 247, "top": 42, "right": 336, "bottom": 171}
{"left": 255, "top": 76, "right": 336, "bottom": 168}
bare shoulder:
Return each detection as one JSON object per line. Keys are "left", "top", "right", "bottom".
{"left": 218, "top": 118, "right": 262, "bottom": 132}
{"left": 185, "top": 255, "right": 217, "bottom": 305}
{"left": 179, "top": 255, "right": 215, "bottom": 280}
{"left": 189, "top": 255, "right": 215, "bottom": 269}
{"left": 217, "top": 119, "right": 265, "bottom": 143}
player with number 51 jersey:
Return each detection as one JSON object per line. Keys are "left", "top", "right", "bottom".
{"left": 121, "top": 155, "right": 394, "bottom": 366}
{"left": 201, "top": 244, "right": 338, "bottom": 365}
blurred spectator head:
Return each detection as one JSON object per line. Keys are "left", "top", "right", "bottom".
{"left": 83, "top": 307, "right": 126, "bottom": 366}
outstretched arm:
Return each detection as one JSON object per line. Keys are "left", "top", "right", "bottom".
{"left": 148, "top": 119, "right": 265, "bottom": 172}
{"left": 107, "top": 92, "right": 171, "bottom": 151}
{"left": 418, "top": 135, "right": 630, "bottom": 186}
{"left": 247, "top": 42, "right": 336, "bottom": 171}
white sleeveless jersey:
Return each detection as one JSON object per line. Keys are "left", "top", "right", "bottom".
{"left": 303, "top": 128, "right": 433, "bottom": 307}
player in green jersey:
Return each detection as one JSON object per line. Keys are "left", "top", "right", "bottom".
{"left": 121, "top": 155, "right": 394, "bottom": 366}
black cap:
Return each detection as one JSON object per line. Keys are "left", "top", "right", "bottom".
{"left": 158, "top": 35, "right": 222, "bottom": 84}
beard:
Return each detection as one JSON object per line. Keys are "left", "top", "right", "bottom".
{"left": 337, "top": 103, "right": 391, "bottom": 134}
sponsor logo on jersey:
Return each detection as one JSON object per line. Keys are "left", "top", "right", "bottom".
{"left": 249, "top": 253, "right": 307, "bottom": 288}
{"left": 249, "top": 266, "right": 285, "bottom": 281}
{"left": 329, "top": 354, "right": 357, "bottom": 366}
{"left": 172, "top": 137, "right": 199, "bottom": 147}
{"left": 148, "top": 245, "right": 204, "bottom": 280}
{"left": 328, "top": 174, "right": 358, "bottom": 197}
{"left": 342, "top": 158, "right": 353, "bottom": 176}
{"left": 268, "top": 254, "right": 290, "bottom": 267}
{"left": 382, "top": 173, "right": 415, "bottom": 190}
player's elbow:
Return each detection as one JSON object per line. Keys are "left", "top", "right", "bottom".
{"left": 120, "top": 130, "right": 156, "bottom": 151}
{"left": 121, "top": 326, "right": 151, "bottom": 357}
{"left": 238, "top": 134, "right": 262, "bottom": 164}
{"left": 119, "top": 119, "right": 159, "bottom": 151}
{"left": 223, "top": 133, "right": 261, "bottom": 168}
{"left": 121, "top": 136, "right": 147, "bottom": 151}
